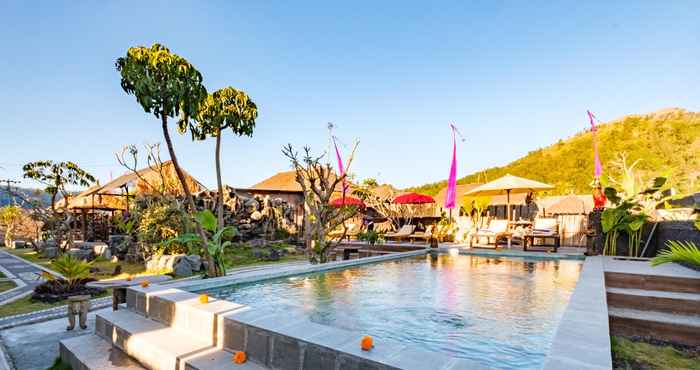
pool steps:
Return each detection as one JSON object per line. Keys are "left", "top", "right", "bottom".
{"left": 605, "top": 268, "right": 700, "bottom": 346}
{"left": 60, "top": 333, "right": 145, "bottom": 370}
{"left": 61, "top": 283, "right": 491, "bottom": 370}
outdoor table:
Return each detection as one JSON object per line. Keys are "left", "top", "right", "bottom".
{"left": 86, "top": 275, "right": 172, "bottom": 311}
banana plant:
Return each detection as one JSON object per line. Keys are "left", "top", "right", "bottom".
{"left": 166, "top": 210, "right": 236, "bottom": 277}
{"left": 602, "top": 163, "right": 669, "bottom": 257}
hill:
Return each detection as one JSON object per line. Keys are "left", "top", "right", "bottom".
{"left": 408, "top": 108, "right": 700, "bottom": 196}
{"left": 0, "top": 187, "right": 51, "bottom": 208}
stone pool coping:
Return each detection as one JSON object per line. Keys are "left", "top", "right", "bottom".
{"left": 447, "top": 246, "right": 587, "bottom": 260}
{"left": 543, "top": 255, "right": 612, "bottom": 370}
{"left": 165, "top": 248, "right": 430, "bottom": 292}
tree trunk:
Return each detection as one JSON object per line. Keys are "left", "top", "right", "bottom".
{"left": 160, "top": 113, "right": 218, "bottom": 277}
{"left": 215, "top": 127, "right": 224, "bottom": 228}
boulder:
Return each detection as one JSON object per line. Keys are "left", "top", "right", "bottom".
{"left": 92, "top": 243, "right": 111, "bottom": 259}
{"left": 10, "top": 240, "right": 26, "bottom": 249}
{"left": 67, "top": 248, "right": 93, "bottom": 261}
{"left": 268, "top": 249, "right": 281, "bottom": 261}
{"left": 244, "top": 198, "right": 260, "bottom": 213}
{"left": 249, "top": 239, "right": 266, "bottom": 248}
{"left": 250, "top": 211, "right": 263, "bottom": 221}
{"left": 42, "top": 247, "right": 59, "bottom": 259}
{"left": 146, "top": 254, "right": 202, "bottom": 277}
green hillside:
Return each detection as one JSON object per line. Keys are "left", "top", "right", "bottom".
{"left": 409, "top": 108, "right": 700, "bottom": 196}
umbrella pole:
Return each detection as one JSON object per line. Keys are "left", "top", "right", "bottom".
{"left": 506, "top": 189, "right": 511, "bottom": 223}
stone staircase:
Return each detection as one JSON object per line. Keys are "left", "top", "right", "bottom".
{"left": 60, "top": 285, "right": 266, "bottom": 370}
{"left": 606, "top": 271, "right": 700, "bottom": 346}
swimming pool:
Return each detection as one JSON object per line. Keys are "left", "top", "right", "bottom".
{"left": 204, "top": 253, "right": 583, "bottom": 369}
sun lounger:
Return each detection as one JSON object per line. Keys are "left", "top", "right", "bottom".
{"left": 469, "top": 219, "right": 510, "bottom": 248}
{"left": 328, "top": 223, "right": 359, "bottom": 241}
{"left": 409, "top": 225, "right": 434, "bottom": 243}
{"left": 523, "top": 218, "right": 560, "bottom": 252}
{"left": 385, "top": 225, "right": 415, "bottom": 242}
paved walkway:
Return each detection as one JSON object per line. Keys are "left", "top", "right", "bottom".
{"left": 0, "top": 249, "right": 61, "bottom": 305}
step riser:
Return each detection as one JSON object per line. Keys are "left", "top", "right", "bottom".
{"left": 606, "top": 292, "right": 700, "bottom": 316}
{"left": 125, "top": 286, "right": 244, "bottom": 348}
{"left": 96, "top": 314, "right": 184, "bottom": 370}
{"left": 609, "top": 316, "right": 700, "bottom": 347}
{"left": 605, "top": 272, "right": 700, "bottom": 294}
{"left": 60, "top": 341, "right": 88, "bottom": 370}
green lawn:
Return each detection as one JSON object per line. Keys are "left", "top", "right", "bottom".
{"left": 5, "top": 248, "right": 148, "bottom": 280}
{"left": 612, "top": 336, "right": 700, "bottom": 370}
{"left": 0, "top": 244, "right": 306, "bottom": 319}
{"left": 0, "top": 280, "right": 16, "bottom": 293}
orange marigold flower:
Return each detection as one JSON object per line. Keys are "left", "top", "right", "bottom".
{"left": 232, "top": 351, "right": 247, "bottom": 364}
{"left": 361, "top": 336, "right": 374, "bottom": 351}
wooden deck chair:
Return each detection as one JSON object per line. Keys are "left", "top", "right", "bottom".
{"left": 469, "top": 219, "right": 509, "bottom": 248}
{"left": 523, "top": 218, "right": 560, "bottom": 252}
{"left": 409, "top": 225, "right": 434, "bottom": 243}
{"left": 385, "top": 225, "right": 415, "bottom": 242}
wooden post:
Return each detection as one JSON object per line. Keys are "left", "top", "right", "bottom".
{"left": 81, "top": 209, "right": 88, "bottom": 241}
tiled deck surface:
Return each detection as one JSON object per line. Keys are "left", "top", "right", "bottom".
{"left": 602, "top": 256, "right": 700, "bottom": 278}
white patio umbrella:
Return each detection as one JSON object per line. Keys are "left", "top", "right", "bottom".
{"left": 464, "top": 174, "right": 554, "bottom": 221}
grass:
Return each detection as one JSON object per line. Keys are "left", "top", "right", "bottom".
{"left": 46, "top": 357, "right": 72, "bottom": 370}
{"left": 5, "top": 248, "right": 148, "bottom": 280}
{"left": 612, "top": 336, "right": 700, "bottom": 370}
{"left": 223, "top": 242, "right": 305, "bottom": 268}
{"left": 0, "top": 280, "right": 16, "bottom": 293}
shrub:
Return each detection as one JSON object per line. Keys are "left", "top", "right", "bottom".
{"left": 651, "top": 240, "right": 700, "bottom": 269}
{"left": 133, "top": 199, "right": 193, "bottom": 257}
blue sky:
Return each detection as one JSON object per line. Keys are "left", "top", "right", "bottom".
{"left": 1, "top": 1, "right": 699, "bottom": 190}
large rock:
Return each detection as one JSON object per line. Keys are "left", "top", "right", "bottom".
{"left": 146, "top": 254, "right": 202, "bottom": 277}
{"left": 92, "top": 243, "right": 111, "bottom": 259}
{"left": 10, "top": 240, "right": 26, "bottom": 249}
{"left": 67, "top": 248, "right": 93, "bottom": 261}
{"left": 42, "top": 247, "right": 59, "bottom": 259}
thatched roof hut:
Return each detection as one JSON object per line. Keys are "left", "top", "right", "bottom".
{"left": 59, "top": 161, "right": 205, "bottom": 211}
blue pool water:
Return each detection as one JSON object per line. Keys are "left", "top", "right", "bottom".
{"left": 204, "top": 254, "right": 583, "bottom": 369}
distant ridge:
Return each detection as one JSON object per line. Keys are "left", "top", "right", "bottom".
{"left": 408, "top": 108, "right": 700, "bottom": 196}
{"left": 0, "top": 186, "right": 51, "bottom": 207}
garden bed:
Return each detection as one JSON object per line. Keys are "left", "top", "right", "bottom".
{"left": 611, "top": 336, "right": 700, "bottom": 369}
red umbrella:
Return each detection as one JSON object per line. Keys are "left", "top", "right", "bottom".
{"left": 392, "top": 192, "right": 435, "bottom": 204}
{"left": 330, "top": 196, "right": 366, "bottom": 208}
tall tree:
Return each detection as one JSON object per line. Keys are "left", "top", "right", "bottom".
{"left": 183, "top": 87, "right": 258, "bottom": 228}
{"left": 0, "top": 205, "right": 22, "bottom": 247}
{"left": 282, "top": 144, "right": 359, "bottom": 263}
{"left": 22, "top": 161, "right": 96, "bottom": 210}
{"left": 22, "top": 160, "right": 96, "bottom": 249}
{"left": 116, "top": 44, "right": 219, "bottom": 275}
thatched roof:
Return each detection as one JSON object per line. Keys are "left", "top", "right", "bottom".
{"left": 251, "top": 170, "right": 348, "bottom": 194}
{"left": 538, "top": 195, "right": 594, "bottom": 215}
{"left": 60, "top": 161, "right": 206, "bottom": 211}
{"left": 251, "top": 171, "right": 303, "bottom": 192}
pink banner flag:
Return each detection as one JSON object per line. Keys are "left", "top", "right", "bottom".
{"left": 332, "top": 136, "right": 348, "bottom": 197}
{"left": 587, "top": 110, "right": 603, "bottom": 178}
{"left": 444, "top": 124, "right": 458, "bottom": 209}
